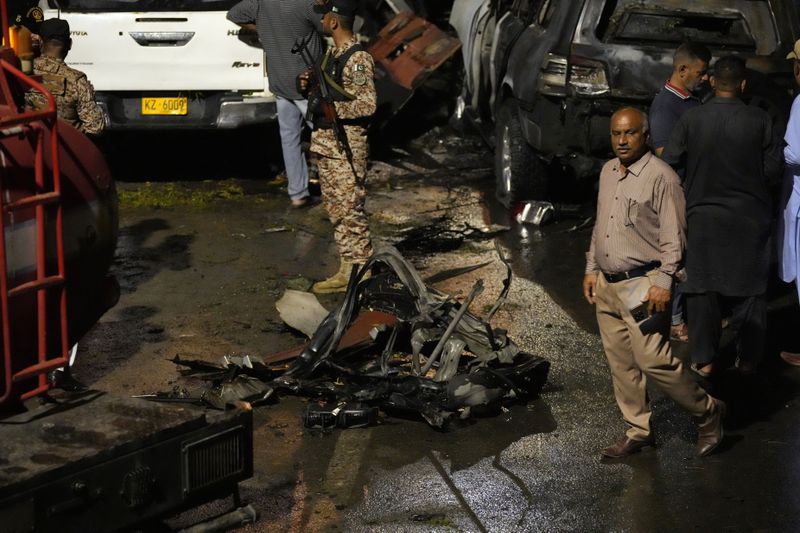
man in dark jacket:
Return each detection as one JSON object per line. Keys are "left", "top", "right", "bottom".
{"left": 663, "top": 55, "right": 782, "bottom": 376}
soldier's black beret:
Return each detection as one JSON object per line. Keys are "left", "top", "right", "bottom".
{"left": 313, "top": 0, "right": 358, "bottom": 18}
{"left": 39, "top": 18, "right": 70, "bottom": 42}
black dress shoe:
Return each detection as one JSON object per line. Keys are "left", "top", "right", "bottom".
{"left": 696, "top": 399, "right": 726, "bottom": 457}
{"left": 601, "top": 436, "right": 654, "bottom": 458}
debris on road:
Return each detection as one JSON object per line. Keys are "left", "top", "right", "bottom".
{"left": 395, "top": 216, "right": 509, "bottom": 255}
{"left": 150, "top": 248, "right": 549, "bottom": 428}
{"left": 275, "top": 289, "right": 330, "bottom": 338}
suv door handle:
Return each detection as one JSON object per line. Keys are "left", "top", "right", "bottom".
{"left": 129, "top": 32, "right": 195, "bottom": 47}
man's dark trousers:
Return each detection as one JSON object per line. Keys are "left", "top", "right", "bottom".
{"left": 686, "top": 292, "right": 767, "bottom": 365}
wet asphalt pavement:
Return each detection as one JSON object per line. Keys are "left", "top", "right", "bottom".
{"left": 83, "top": 116, "right": 800, "bottom": 532}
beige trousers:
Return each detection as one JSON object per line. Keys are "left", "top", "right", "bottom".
{"left": 595, "top": 273, "right": 713, "bottom": 441}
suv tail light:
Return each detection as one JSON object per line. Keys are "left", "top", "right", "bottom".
{"left": 567, "top": 56, "right": 609, "bottom": 96}
{"left": 538, "top": 53, "right": 568, "bottom": 96}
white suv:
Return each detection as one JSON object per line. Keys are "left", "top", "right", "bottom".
{"left": 39, "top": 0, "right": 276, "bottom": 129}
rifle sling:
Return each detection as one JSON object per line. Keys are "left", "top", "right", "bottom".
{"left": 322, "top": 71, "right": 355, "bottom": 101}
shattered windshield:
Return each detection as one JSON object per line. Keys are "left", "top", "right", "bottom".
{"left": 597, "top": 1, "right": 778, "bottom": 54}
{"left": 47, "top": 0, "right": 240, "bottom": 11}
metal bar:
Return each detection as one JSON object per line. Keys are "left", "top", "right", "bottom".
{"left": 51, "top": 110, "right": 67, "bottom": 370}
{"left": 12, "top": 356, "right": 68, "bottom": 383}
{"left": 7, "top": 275, "right": 64, "bottom": 298}
{"left": 0, "top": 166, "right": 13, "bottom": 405}
{"left": 0, "top": 59, "right": 16, "bottom": 111}
{"left": 34, "top": 126, "right": 46, "bottom": 392}
{"left": 4, "top": 191, "right": 59, "bottom": 211}
{"left": 420, "top": 280, "right": 483, "bottom": 375}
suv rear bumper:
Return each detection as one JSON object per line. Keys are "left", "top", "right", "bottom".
{"left": 97, "top": 92, "right": 277, "bottom": 130}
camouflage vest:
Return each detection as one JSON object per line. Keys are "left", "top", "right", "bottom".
{"left": 33, "top": 56, "right": 80, "bottom": 123}
{"left": 312, "top": 43, "right": 370, "bottom": 130}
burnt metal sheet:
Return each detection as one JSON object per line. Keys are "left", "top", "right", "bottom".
{"left": 369, "top": 11, "right": 461, "bottom": 125}
{"left": 370, "top": 11, "right": 462, "bottom": 90}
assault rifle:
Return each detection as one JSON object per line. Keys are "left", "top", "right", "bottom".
{"left": 292, "top": 31, "right": 360, "bottom": 181}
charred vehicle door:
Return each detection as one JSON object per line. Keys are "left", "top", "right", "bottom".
{"left": 487, "top": 0, "right": 550, "bottom": 114}
{"left": 450, "top": 0, "right": 495, "bottom": 113}
{"left": 489, "top": 0, "right": 582, "bottom": 204}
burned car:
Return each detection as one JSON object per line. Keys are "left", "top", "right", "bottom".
{"left": 450, "top": 0, "right": 800, "bottom": 206}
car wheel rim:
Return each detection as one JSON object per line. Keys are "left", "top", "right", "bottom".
{"left": 501, "top": 124, "right": 512, "bottom": 195}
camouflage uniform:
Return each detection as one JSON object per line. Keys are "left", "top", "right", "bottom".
{"left": 26, "top": 55, "right": 105, "bottom": 135}
{"left": 310, "top": 36, "right": 376, "bottom": 263}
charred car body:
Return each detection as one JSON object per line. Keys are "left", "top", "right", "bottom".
{"left": 450, "top": 0, "right": 800, "bottom": 206}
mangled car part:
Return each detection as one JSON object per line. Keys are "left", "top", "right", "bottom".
{"left": 369, "top": 11, "right": 462, "bottom": 127}
{"left": 160, "top": 247, "right": 549, "bottom": 428}
{"left": 304, "top": 402, "right": 379, "bottom": 429}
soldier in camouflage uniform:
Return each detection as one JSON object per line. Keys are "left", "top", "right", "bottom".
{"left": 25, "top": 18, "right": 105, "bottom": 136}
{"left": 302, "top": 0, "right": 376, "bottom": 293}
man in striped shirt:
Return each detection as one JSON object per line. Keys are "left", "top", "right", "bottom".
{"left": 583, "top": 107, "right": 724, "bottom": 459}
{"left": 228, "top": 0, "right": 323, "bottom": 207}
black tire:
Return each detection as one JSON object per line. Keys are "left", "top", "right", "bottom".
{"left": 494, "top": 100, "right": 547, "bottom": 207}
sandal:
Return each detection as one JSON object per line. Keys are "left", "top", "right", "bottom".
{"left": 670, "top": 323, "right": 689, "bottom": 342}
{"left": 690, "top": 362, "right": 713, "bottom": 378}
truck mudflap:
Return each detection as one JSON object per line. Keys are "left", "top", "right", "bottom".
{"left": 0, "top": 393, "right": 254, "bottom": 532}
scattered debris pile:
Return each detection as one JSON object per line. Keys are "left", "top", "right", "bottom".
{"left": 151, "top": 247, "right": 550, "bottom": 428}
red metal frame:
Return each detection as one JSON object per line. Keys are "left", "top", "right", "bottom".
{"left": 0, "top": 35, "right": 67, "bottom": 405}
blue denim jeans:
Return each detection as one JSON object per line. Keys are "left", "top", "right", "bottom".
{"left": 672, "top": 282, "right": 685, "bottom": 326}
{"left": 276, "top": 96, "right": 311, "bottom": 200}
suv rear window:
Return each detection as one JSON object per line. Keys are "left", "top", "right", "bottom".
{"left": 596, "top": 0, "right": 778, "bottom": 55}
{"left": 48, "top": 0, "right": 241, "bottom": 11}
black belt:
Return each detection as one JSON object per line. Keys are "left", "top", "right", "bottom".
{"left": 603, "top": 262, "right": 660, "bottom": 283}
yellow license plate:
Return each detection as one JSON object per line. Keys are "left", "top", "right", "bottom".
{"left": 141, "top": 97, "right": 188, "bottom": 116}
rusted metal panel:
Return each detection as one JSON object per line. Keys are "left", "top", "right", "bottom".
{"left": 369, "top": 11, "right": 461, "bottom": 91}
{"left": 263, "top": 310, "right": 398, "bottom": 365}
